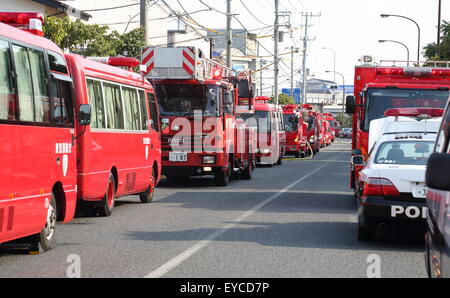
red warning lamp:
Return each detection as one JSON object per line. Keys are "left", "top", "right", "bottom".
{"left": 212, "top": 68, "right": 223, "bottom": 80}
{"left": 0, "top": 12, "right": 44, "bottom": 36}
{"left": 384, "top": 108, "right": 444, "bottom": 118}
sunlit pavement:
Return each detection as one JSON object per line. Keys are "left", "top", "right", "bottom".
{"left": 0, "top": 139, "right": 426, "bottom": 278}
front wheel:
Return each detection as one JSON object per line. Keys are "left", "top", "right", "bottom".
{"left": 241, "top": 157, "right": 253, "bottom": 180}
{"left": 140, "top": 170, "right": 156, "bottom": 203}
{"left": 215, "top": 162, "right": 231, "bottom": 186}
{"left": 30, "top": 194, "right": 57, "bottom": 252}
{"left": 98, "top": 174, "right": 116, "bottom": 217}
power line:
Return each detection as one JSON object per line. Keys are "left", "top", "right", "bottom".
{"left": 238, "top": 0, "right": 271, "bottom": 26}
{"left": 81, "top": 2, "right": 140, "bottom": 12}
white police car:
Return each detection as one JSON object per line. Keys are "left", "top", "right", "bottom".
{"left": 352, "top": 108, "right": 443, "bottom": 241}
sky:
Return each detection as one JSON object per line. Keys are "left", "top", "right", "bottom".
{"left": 156, "top": 0, "right": 449, "bottom": 90}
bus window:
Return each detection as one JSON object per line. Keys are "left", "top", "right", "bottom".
{"left": 147, "top": 92, "right": 159, "bottom": 132}
{"left": 28, "top": 48, "right": 50, "bottom": 123}
{"left": 48, "top": 50, "right": 68, "bottom": 74}
{"left": 104, "top": 82, "right": 124, "bottom": 129}
{"left": 12, "top": 44, "right": 34, "bottom": 122}
{"left": 0, "top": 40, "right": 16, "bottom": 121}
{"left": 138, "top": 90, "right": 148, "bottom": 130}
{"left": 123, "top": 87, "right": 140, "bottom": 130}
{"left": 87, "top": 79, "right": 106, "bottom": 128}
{"left": 50, "top": 78, "right": 73, "bottom": 126}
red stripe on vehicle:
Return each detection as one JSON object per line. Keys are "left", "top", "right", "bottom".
{"left": 142, "top": 49, "right": 154, "bottom": 65}
{"left": 147, "top": 62, "right": 155, "bottom": 73}
{"left": 183, "top": 62, "right": 194, "bottom": 75}
{"left": 183, "top": 50, "right": 195, "bottom": 66}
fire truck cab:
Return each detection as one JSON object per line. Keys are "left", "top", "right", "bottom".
{"left": 302, "top": 104, "right": 321, "bottom": 155}
{"left": 249, "top": 96, "right": 286, "bottom": 166}
{"left": 145, "top": 47, "right": 254, "bottom": 186}
{"left": 282, "top": 104, "right": 306, "bottom": 158}
{"left": 346, "top": 58, "right": 450, "bottom": 190}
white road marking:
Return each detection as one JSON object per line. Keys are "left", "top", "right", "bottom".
{"left": 144, "top": 160, "right": 333, "bottom": 278}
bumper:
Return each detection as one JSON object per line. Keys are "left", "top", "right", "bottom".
{"left": 358, "top": 195, "right": 428, "bottom": 231}
{"left": 162, "top": 165, "right": 224, "bottom": 178}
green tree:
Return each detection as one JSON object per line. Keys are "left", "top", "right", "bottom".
{"left": 269, "top": 93, "right": 294, "bottom": 105}
{"left": 116, "top": 27, "right": 145, "bottom": 58}
{"left": 43, "top": 17, "right": 148, "bottom": 59}
{"left": 44, "top": 16, "right": 123, "bottom": 57}
{"left": 424, "top": 21, "right": 450, "bottom": 61}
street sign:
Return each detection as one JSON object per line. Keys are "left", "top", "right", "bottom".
{"left": 281, "top": 88, "right": 301, "bottom": 103}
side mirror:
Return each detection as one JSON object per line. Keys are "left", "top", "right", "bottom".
{"left": 351, "top": 155, "right": 365, "bottom": 166}
{"left": 78, "top": 104, "right": 91, "bottom": 126}
{"left": 346, "top": 96, "right": 356, "bottom": 114}
{"left": 426, "top": 153, "right": 450, "bottom": 191}
{"left": 161, "top": 118, "right": 170, "bottom": 131}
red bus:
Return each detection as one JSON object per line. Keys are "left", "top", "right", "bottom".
{"left": 65, "top": 54, "right": 161, "bottom": 217}
{"left": 0, "top": 15, "right": 89, "bottom": 251}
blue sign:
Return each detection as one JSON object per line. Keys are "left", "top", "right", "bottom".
{"left": 281, "top": 88, "right": 301, "bottom": 104}
{"left": 337, "top": 85, "right": 354, "bottom": 94}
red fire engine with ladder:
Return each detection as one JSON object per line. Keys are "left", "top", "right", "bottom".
{"left": 346, "top": 56, "right": 450, "bottom": 191}
{"left": 142, "top": 46, "right": 256, "bottom": 186}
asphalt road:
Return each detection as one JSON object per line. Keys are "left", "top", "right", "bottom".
{"left": 0, "top": 140, "right": 427, "bottom": 278}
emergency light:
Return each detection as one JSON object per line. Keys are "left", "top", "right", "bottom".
{"left": 0, "top": 12, "right": 44, "bottom": 36}
{"left": 376, "top": 67, "right": 450, "bottom": 78}
{"left": 384, "top": 108, "right": 444, "bottom": 118}
{"left": 212, "top": 68, "right": 223, "bottom": 80}
{"left": 87, "top": 57, "right": 140, "bottom": 71}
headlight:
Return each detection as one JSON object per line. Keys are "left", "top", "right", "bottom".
{"left": 309, "top": 136, "right": 315, "bottom": 142}
{"left": 202, "top": 155, "right": 216, "bottom": 164}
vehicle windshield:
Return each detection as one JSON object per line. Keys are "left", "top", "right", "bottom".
{"left": 155, "top": 84, "right": 220, "bottom": 117}
{"left": 283, "top": 114, "right": 299, "bottom": 132}
{"left": 362, "top": 88, "right": 449, "bottom": 131}
{"left": 374, "top": 140, "right": 434, "bottom": 165}
{"left": 252, "top": 111, "right": 271, "bottom": 133}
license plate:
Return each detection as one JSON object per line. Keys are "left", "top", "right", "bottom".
{"left": 411, "top": 183, "right": 427, "bottom": 198}
{"left": 291, "top": 147, "right": 297, "bottom": 151}
{"left": 169, "top": 152, "right": 188, "bottom": 162}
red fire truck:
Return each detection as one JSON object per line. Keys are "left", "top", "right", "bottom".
{"left": 322, "top": 113, "right": 337, "bottom": 142}
{"left": 0, "top": 13, "right": 86, "bottom": 250}
{"left": 282, "top": 104, "right": 307, "bottom": 158}
{"left": 346, "top": 57, "right": 450, "bottom": 190}
{"left": 65, "top": 54, "right": 161, "bottom": 217}
{"left": 302, "top": 105, "right": 321, "bottom": 155}
{"left": 144, "top": 47, "right": 254, "bottom": 186}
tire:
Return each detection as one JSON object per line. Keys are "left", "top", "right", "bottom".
{"left": 140, "top": 170, "right": 156, "bottom": 203}
{"left": 300, "top": 152, "right": 306, "bottom": 159}
{"left": 215, "top": 162, "right": 231, "bottom": 186}
{"left": 30, "top": 194, "right": 57, "bottom": 252}
{"left": 98, "top": 174, "right": 116, "bottom": 217}
{"left": 277, "top": 153, "right": 283, "bottom": 165}
{"left": 357, "top": 224, "right": 375, "bottom": 242}
{"left": 294, "top": 151, "right": 300, "bottom": 158}
{"left": 241, "top": 156, "right": 253, "bottom": 180}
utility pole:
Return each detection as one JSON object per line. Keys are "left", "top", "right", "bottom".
{"left": 274, "top": 0, "right": 279, "bottom": 105}
{"left": 300, "top": 12, "right": 320, "bottom": 105}
{"left": 141, "top": 0, "right": 150, "bottom": 46}
{"left": 258, "top": 43, "right": 263, "bottom": 96}
{"left": 226, "top": 0, "right": 232, "bottom": 68}
{"left": 438, "top": 0, "right": 442, "bottom": 46}
{"left": 301, "top": 13, "right": 309, "bottom": 105}
{"left": 291, "top": 45, "right": 294, "bottom": 98}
